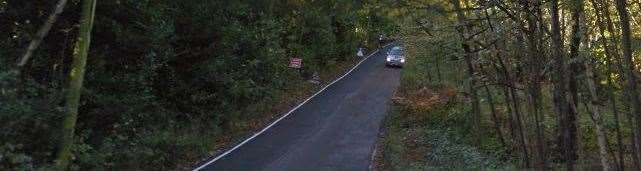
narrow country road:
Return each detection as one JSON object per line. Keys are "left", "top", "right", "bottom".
{"left": 196, "top": 45, "right": 402, "bottom": 171}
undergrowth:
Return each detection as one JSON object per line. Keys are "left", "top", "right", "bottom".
{"left": 378, "top": 37, "right": 514, "bottom": 170}
{"left": 381, "top": 85, "right": 515, "bottom": 170}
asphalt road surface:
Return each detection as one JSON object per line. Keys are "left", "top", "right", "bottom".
{"left": 197, "top": 45, "right": 402, "bottom": 171}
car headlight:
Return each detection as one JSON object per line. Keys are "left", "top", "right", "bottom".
{"left": 386, "top": 56, "right": 392, "bottom": 61}
{"left": 400, "top": 58, "right": 405, "bottom": 63}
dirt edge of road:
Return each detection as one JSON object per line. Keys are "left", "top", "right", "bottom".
{"left": 371, "top": 107, "right": 392, "bottom": 171}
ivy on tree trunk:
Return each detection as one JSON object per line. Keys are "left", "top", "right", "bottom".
{"left": 56, "top": 0, "right": 96, "bottom": 170}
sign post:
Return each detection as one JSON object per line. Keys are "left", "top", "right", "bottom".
{"left": 289, "top": 58, "right": 302, "bottom": 69}
{"left": 289, "top": 57, "right": 303, "bottom": 77}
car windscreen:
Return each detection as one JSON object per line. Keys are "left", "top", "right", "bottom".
{"left": 389, "top": 49, "right": 403, "bottom": 55}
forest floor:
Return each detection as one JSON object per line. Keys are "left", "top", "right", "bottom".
{"left": 373, "top": 85, "right": 514, "bottom": 170}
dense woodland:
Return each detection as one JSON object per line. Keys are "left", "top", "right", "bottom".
{"left": 388, "top": 0, "right": 641, "bottom": 170}
{"left": 0, "top": 0, "right": 398, "bottom": 170}
{"left": 2, "top": 0, "right": 641, "bottom": 170}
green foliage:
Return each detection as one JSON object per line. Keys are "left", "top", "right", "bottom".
{"left": 380, "top": 12, "right": 515, "bottom": 169}
{"left": 384, "top": 102, "right": 513, "bottom": 170}
{"left": 0, "top": 0, "right": 399, "bottom": 170}
{"left": 424, "top": 129, "right": 502, "bottom": 170}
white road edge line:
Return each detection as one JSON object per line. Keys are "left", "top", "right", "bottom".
{"left": 193, "top": 44, "right": 393, "bottom": 171}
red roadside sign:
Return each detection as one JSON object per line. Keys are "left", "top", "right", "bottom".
{"left": 289, "top": 58, "right": 302, "bottom": 69}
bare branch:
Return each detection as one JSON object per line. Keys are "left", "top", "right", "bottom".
{"left": 17, "top": 0, "right": 69, "bottom": 67}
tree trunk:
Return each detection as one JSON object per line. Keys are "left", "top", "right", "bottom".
{"left": 509, "top": 76, "right": 530, "bottom": 168}
{"left": 435, "top": 55, "right": 442, "bottom": 83}
{"left": 601, "top": 0, "right": 641, "bottom": 167}
{"left": 487, "top": 13, "right": 518, "bottom": 158}
{"left": 584, "top": 59, "right": 612, "bottom": 171}
{"left": 565, "top": 0, "right": 584, "bottom": 168}
{"left": 567, "top": 0, "right": 583, "bottom": 140}
{"left": 522, "top": 1, "right": 547, "bottom": 167}
{"left": 481, "top": 12, "right": 507, "bottom": 150}
{"left": 494, "top": 38, "right": 530, "bottom": 167}
{"left": 591, "top": 0, "right": 626, "bottom": 168}
{"left": 492, "top": 59, "right": 517, "bottom": 155}
{"left": 17, "top": 0, "right": 69, "bottom": 67}
{"left": 426, "top": 61, "right": 432, "bottom": 82}
{"left": 549, "top": 0, "right": 577, "bottom": 169}
{"left": 56, "top": 0, "right": 97, "bottom": 170}
{"left": 485, "top": 85, "right": 506, "bottom": 148}
{"left": 614, "top": 2, "right": 641, "bottom": 169}
{"left": 450, "top": 0, "right": 482, "bottom": 145}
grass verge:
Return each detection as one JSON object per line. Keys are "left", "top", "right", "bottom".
{"left": 374, "top": 85, "right": 514, "bottom": 170}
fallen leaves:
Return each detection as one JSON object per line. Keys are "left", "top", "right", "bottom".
{"left": 392, "top": 86, "right": 457, "bottom": 111}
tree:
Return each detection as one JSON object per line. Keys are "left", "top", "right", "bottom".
{"left": 450, "top": 0, "right": 482, "bottom": 146}
{"left": 16, "top": 0, "right": 68, "bottom": 68}
{"left": 614, "top": 2, "right": 641, "bottom": 169}
{"left": 583, "top": 49, "right": 612, "bottom": 171}
{"left": 549, "top": 0, "right": 578, "bottom": 169}
{"left": 55, "top": 0, "right": 97, "bottom": 170}
{"left": 590, "top": 0, "right": 626, "bottom": 168}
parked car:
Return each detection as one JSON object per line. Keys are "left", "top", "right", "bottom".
{"left": 385, "top": 46, "right": 405, "bottom": 67}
